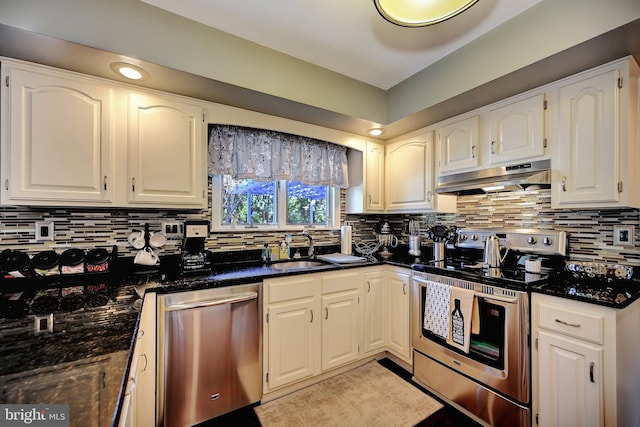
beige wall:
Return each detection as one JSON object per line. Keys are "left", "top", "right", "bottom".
{"left": 1, "top": 0, "right": 639, "bottom": 130}
{"left": 387, "top": 0, "right": 640, "bottom": 122}
{"left": 0, "top": 0, "right": 386, "bottom": 124}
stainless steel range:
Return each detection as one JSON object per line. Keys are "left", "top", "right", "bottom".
{"left": 411, "top": 228, "right": 567, "bottom": 427}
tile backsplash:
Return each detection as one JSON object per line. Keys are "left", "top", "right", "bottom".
{"left": 0, "top": 186, "right": 638, "bottom": 265}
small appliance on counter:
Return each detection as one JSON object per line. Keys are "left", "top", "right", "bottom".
{"left": 181, "top": 220, "right": 212, "bottom": 275}
{"left": 376, "top": 221, "right": 398, "bottom": 258}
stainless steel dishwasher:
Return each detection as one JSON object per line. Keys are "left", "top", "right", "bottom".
{"left": 156, "top": 283, "right": 262, "bottom": 427}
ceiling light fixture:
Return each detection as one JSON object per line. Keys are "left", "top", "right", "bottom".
{"left": 110, "top": 62, "right": 149, "bottom": 81}
{"left": 368, "top": 128, "right": 385, "bottom": 136}
{"left": 374, "top": 0, "right": 479, "bottom": 27}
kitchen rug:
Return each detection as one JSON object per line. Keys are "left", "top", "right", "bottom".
{"left": 254, "top": 361, "right": 443, "bottom": 427}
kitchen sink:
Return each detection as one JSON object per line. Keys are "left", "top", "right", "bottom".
{"left": 270, "top": 260, "right": 330, "bottom": 271}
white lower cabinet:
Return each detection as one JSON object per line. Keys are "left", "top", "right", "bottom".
{"left": 264, "top": 266, "right": 412, "bottom": 395}
{"left": 119, "top": 292, "right": 157, "bottom": 427}
{"left": 363, "top": 270, "right": 386, "bottom": 353}
{"left": 386, "top": 269, "right": 411, "bottom": 362}
{"left": 536, "top": 330, "right": 603, "bottom": 427}
{"left": 320, "top": 271, "right": 361, "bottom": 371}
{"left": 263, "top": 274, "right": 320, "bottom": 392}
{"left": 532, "top": 293, "right": 640, "bottom": 427}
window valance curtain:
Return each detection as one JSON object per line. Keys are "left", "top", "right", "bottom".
{"left": 208, "top": 125, "right": 349, "bottom": 188}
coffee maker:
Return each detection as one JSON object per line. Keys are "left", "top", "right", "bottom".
{"left": 181, "top": 220, "right": 212, "bottom": 274}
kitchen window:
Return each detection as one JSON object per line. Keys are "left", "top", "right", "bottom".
{"left": 211, "top": 175, "right": 339, "bottom": 231}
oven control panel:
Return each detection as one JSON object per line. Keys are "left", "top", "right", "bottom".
{"left": 456, "top": 228, "right": 567, "bottom": 256}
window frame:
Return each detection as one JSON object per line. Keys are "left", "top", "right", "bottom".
{"left": 211, "top": 175, "right": 340, "bottom": 232}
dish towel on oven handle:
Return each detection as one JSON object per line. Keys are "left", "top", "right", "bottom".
{"left": 447, "top": 286, "right": 475, "bottom": 353}
{"left": 423, "top": 280, "right": 451, "bottom": 339}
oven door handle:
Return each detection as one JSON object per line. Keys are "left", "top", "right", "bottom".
{"left": 473, "top": 292, "right": 517, "bottom": 304}
{"left": 414, "top": 280, "right": 518, "bottom": 304}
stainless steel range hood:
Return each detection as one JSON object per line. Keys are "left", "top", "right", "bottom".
{"left": 436, "top": 159, "right": 551, "bottom": 195}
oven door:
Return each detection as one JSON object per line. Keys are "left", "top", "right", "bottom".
{"left": 411, "top": 273, "right": 530, "bottom": 405}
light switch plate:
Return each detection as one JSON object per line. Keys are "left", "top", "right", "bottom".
{"left": 613, "top": 225, "right": 635, "bottom": 247}
{"left": 35, "top": 221, "right": 54, "bottom": 241}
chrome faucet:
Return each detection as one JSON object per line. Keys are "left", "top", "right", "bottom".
{"left": 302, "top": 230, "right": 314, "bottom": 258}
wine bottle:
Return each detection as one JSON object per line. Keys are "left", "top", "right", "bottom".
{"left": 452, "top": 298, "right": 464, "bottom": 345}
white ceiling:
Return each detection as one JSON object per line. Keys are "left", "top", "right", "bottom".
{"left": 140, "top": 0, "right": 542, "bottom": 90}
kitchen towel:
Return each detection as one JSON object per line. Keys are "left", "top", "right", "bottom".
{"left": 447, "top": 286, "right": 475, "bottom": 353}
{"left": 471, "top": 296, "right": 480, "bottom": 335}
{"left": 423, "top": 280, "right": 450, "bottom": 339}
{"left": 340, "top": 225, "right": 352, "bottom": 255}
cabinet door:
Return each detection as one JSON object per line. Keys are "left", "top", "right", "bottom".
{"left": 365, "top": 141, "right": 385, "bottom": 212}
{"left": 1, "top": 64, "right": 113, "bottom": 205}
{"left": 127, "top": 92, "right": 206, "bottom": 207}
{"left": 385, "top": 135, "right": 434, "bottom": 212}
{"left": 537, "top": 330, "right": 603, "bottom": 427}
{"left": 387, "top": 270, "right": 411, "bottom": 362}
{"left": 437, "top": 115, "right": 480, "bottom": 174}
{"left": 488, "top": 93, "right": 545, "bottom": 165}
{"left": 134, "top": 293, "right": 156, "bottom": 426}
{"left": 554, "top": 68, "right": 619, "bottom": 206}
{"left": 267, "top": 299, "right": 317, "bottom": 390}
{"left": 321, "top": 290, "right": 359, "bottom": 371}
{"left": 363, "top": 271, "right": 386, "bottom": 354}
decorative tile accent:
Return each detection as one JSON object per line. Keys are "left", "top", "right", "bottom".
{"left": 0, "top": 187, "right": 637, "bottom": 265}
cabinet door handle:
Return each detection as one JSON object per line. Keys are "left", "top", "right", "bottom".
{"left": 427, "top": 191, "right": 432, "bottom": 202}
{"left": 491, "top": 141, "right": 496, "bottom": 155}
{"left": 403, "top": 283, "right": 407, "bottom": 295}
{"left": 561, "top": 176, "right": 567, "bottom": 192}
{"left": 367, "top": 281, "right": 371, "bottom": 292}
{"left": 125, "top": 377, "right": 136, "bottom": 396}
{"left": 132, "top": 177, "right": 136, "bottom": 192}
{"left": 589, "top": 362, "right": 595, "bottom": 382}
{"left": 137, "top": 329, "right": 144, "bottom": 340}
{"left": 368, "top": 194, "right": 372, "bottom": 205}
{"left": 4, "top": 179, "right": 8, "bottom": 191}
{"left": 140, "top": 353, "right": 148, "bottom": 373}
{"left": 555, "top": 318, "right": 581, "bottom": 328}
{"left": 103, "top": 176, "right": 108, "bottom": 191}
{"left": 310, "top": 309, "right": 314, "bottom": 323}
{"left": 471, "top": 145, "right": 477, "bottom": 158}
{"left": 325, "top": 307, "right": 329, "bottom": 320}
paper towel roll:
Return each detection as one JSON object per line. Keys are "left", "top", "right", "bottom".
{"left": 341, "top": 225, "right": 352, "bottom": 255}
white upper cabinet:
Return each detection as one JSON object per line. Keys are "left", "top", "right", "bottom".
{"left": 127, "top": 92, "right": 206, "bottom": 207}
{"left": 436, "top": 91, "right": 548, "bottom": 177}
{"left": 346, "top": 140, "right": 385, "bottom": 213}
{"left": 1, "top": 61, "right": 114, "bottom": 205}
{"left": 437, "top": 115, "right": 480, "bottom": 174}
{"left": 551, "top": 56, "right": 640, "bottom": 209}
{"left": 0, "top": 58, "right": 207, "bottom": 208}
{"left": 385, "top": 133, "right": 434, "bottom": 212}
{"left": 488, "top": 93, "right": 546, "bottom": 165}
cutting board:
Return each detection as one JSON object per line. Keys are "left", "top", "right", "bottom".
{"left": 317, "top": 253, "right": 367, "bottom": 264}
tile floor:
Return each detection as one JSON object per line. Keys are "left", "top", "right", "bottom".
{"left": 197, "top": 358, "right": 483, "bottom": 427}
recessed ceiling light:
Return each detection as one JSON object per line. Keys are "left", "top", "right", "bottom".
{"left": 110, "top": 62, "right": 149, "bottom": 81}
{"left": 368, "top": 128, "right": 385, "bottom": 136}
{"left": 374, "top": 0, "right": 479, "bottom": 27}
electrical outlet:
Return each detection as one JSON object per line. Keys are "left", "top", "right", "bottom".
{"left": 35, "top": 221, "right": 54, "bottom": 241}
{"left": 162, "top": 222, "right": 183, "bottom": 238}
{"left": 34, "top": 313, "right": 54, "bottom": 335}
{"left": 613, "top": 225, "right": 635, "bottom": 247}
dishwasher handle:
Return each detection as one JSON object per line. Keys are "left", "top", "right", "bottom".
{"left": 165, "top": 292, "right": 257, "bottom": 312}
